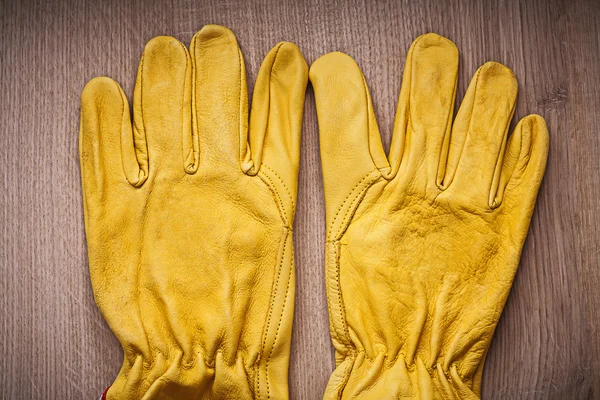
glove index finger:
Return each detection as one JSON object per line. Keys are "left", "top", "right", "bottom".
{"left": 310, "top": 52, "right": 389, "bottom": 239}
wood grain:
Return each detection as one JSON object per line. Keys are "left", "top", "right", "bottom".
{"left": 1, "top": 0, "right": 599, "bottom": 398}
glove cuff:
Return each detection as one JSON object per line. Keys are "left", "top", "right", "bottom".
{"left": 102, "top": 350, "right": 290, "bottom": 400}
{"left": 324, "top": 352, "right": 480, "bottom": 399}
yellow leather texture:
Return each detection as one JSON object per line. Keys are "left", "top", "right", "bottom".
{"left": 79, "top": 25, "right": 307, "bottom": 400}
{"left": 310, "top": 33, "right": 549, "bottom": 399}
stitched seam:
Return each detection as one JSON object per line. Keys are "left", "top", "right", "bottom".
{"left": 332, "top": 241, "right": 352, "bottom": 352}
{"left": 330, "top": 240, "right": 358, "bottom": 395}
{"left": 324, "top": 243, "right": 342, "bottom": 350}
{"left": 257, "top": 228, "right": 289, "bottom": 399}
{"left": 265, "top": 235, "right": 293, "bottom": 400}
{"left": 253, "top": 165, "right": 294, "bottom": 397}
{"left": 326, "top": 172, "right": 381, "bottom": 389}
{"left": 325, "top": 171, "right": 379, "bottom": 365}
{"left": 324, "top": 271, "right": 338, "bottom": 345}
{"left": 334, "top": 175, "right": 380, "bottom": 239}
{"left": 259, "top": 171, "right": 289, "bottom": 226}
{"left": 263, "top": 164, "right": 295, "bottom": 209}
{"left": 324, "top": 243, "right": 347, "bottom": 360}
{"left": 328, "top": 171, "right": 375, "bottom": 241}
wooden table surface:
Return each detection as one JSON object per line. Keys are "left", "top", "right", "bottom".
{"left": 2, "top": 0, "right": 599, "bottom": 398}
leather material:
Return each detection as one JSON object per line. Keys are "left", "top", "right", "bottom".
{"left": 310, "top": 33, "right": 549, "bottom": 399}
{"left": 80, "top": 25, "right": 307, "bottom": 400}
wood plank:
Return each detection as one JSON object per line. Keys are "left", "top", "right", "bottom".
{"left": 0, "top": 0, "right": 598, "bottom": 398}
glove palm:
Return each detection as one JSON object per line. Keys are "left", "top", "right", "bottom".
{"left": 310, "top": 33, "right": 548, "bottom": 399}
{"left": 80, "top": 25, "right": 307, "bottom": 399}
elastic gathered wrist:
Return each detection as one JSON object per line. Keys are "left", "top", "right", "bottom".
{"left": 324, "top": 351, "right": 481, "bottom": 400}
{"left": 103, "top": 349, "right": 289, "bottom": 400}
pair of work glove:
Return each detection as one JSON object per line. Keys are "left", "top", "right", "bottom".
{"left": 80, "top": 25, "right": 548, "bottom": 400}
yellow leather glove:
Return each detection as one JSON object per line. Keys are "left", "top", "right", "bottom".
{"left": 310, "top": 33, "right": 548, "bottom": 399}
{"left": 80, "top": 25, "right": 307, "bottom": 400}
